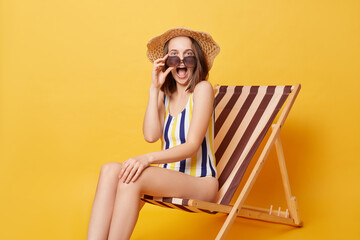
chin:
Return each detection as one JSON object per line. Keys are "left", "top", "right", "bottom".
{"left": 175, "top": 77, "right": 190, "bottom": 86}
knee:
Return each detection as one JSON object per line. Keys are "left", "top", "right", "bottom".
{"left": 100, "top": 162, "right": 122, "bottom": 178}
{"left": 117, "top": 178, "right": 141, "bottom": 195}
{"left": 115, "top": 167, "right": 153, "bottom": 195}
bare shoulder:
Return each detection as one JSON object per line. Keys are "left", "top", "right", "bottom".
{"left": 193, "top": 81, "right": 214, "bottom": 101}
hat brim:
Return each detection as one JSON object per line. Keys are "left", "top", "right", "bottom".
{"left": 146, "top": 27, "right": 220, "bottom": 70}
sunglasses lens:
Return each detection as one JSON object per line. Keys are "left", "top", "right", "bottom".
{"left": 166, "top": 56, "right": 180, "bottom": 67}
{"left": 183, "top": 56, "right": 197, "bottom": 68}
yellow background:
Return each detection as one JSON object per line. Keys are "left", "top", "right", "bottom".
{"left": 1, "top": 0, "right": 359, "bottom": 239}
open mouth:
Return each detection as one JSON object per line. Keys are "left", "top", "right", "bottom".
{"left": 176, "top": 67, "right": 188, "bottom": 78}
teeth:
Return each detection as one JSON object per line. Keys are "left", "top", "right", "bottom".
{"left": 177, "top": 68, "right": 187, "bottom": 78}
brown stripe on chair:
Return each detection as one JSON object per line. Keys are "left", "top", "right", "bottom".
{"left": 214, "top": 86, "right": 243, "bottom": 138}
{"left": 182, "top": 198, "right": 189, "bottom": 206}
{"left": 142, "top": 194, "right": 153, "bottom": 200}
{"left": 141, "top": 195, "right": 195, "bottom": 212}
{"left": 142, "top": 195, "right": 172, "bottom": 208}
{"left": 218, "top": 86, "right": 275, "bottom": 189}
{"left": 171, "top": 203, "right": 195, "bottom": 213}
{"left": 214, "top": 86, "right": 228, "bottom": 109}
{"left": 215, "top": 86, "right": 259, "bottom": 165}
{"left": 218, "top": 86, "right": 291, "bottom": 205}
{"left": 142, "top": 198, "right": 173, "bottom": 209}
{"left": 162, "top": 197, "right": 173, "bottom": 203}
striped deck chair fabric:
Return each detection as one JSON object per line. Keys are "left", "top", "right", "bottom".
{"left": 141, "top": 84, "right": 302, "bottom": 239}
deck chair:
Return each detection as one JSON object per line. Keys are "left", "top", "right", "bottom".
{"left": 141, "top": 84, "right": 302, "bottom": 239}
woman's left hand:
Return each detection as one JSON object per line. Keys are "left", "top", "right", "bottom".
{"left": 118, "top": 155, "right": 150, "bottom": 183}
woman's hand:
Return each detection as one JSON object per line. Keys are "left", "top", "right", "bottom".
{"left": 118, "top": 155, "right": 151, "bottom": 183}
{"left": 151, "top": 54, "right": 174, "bottom": 89}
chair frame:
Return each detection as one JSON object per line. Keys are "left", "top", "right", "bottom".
{"left": 141, "top": 84, "right": 303, "bottom": 240}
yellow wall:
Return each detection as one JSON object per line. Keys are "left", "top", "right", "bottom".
{"left": 1, "top": 0, "right": 359, "bottom": 239}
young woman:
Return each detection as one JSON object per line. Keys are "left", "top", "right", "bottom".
{"left": 87, "top": 27, "right": 220, "bottom": 240}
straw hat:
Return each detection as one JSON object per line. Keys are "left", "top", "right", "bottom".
{"left": 146, "top": 27, "right": 220, "bottom": 70}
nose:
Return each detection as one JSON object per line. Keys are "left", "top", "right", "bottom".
{"left": 179, "top": 58, "right": 185, "bottom": 66}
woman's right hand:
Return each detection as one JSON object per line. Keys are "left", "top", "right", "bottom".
{"left": 151, "top": 54, "right": 174, "bottom": 89}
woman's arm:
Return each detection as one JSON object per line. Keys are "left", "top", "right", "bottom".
{"left": 142, "top": 87, "right": 164, "bottom": 142}
{"left": 120, "top": 81, "right": 214, "bottom": 183}
{"left": 142, "top": 54, "right": 174, "bottom": 142}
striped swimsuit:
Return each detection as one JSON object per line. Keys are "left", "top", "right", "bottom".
{"left": 158, "top": 93, "right": 217, "bottom": 178}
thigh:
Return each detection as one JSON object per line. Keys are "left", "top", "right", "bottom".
{"left": 135, "top": 166, "right": 218, "bottom": 203}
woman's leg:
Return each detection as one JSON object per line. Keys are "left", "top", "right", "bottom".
{"left": 107, "top": 166, "right": 218, "bottom": 240}
{"left": 87, "top": 162, "right": 123, "bottom": 240}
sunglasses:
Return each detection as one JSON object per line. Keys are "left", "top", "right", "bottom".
{"left": 165, "top": 56, "right": 197, "bottom": 68}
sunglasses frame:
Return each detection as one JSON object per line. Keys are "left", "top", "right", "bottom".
{"left": 165, "top": 56, "right": 197, "bottom": 68}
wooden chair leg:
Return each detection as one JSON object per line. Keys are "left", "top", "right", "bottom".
{"left": 215, "top": 206, "right": 239, "bottom": 240}
{"left": 272, "top": 124, "right": 301, "bottom": 225}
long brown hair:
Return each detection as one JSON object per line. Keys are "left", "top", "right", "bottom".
{"left": 161, "top": 37, "right": 209, "bottom": 95}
